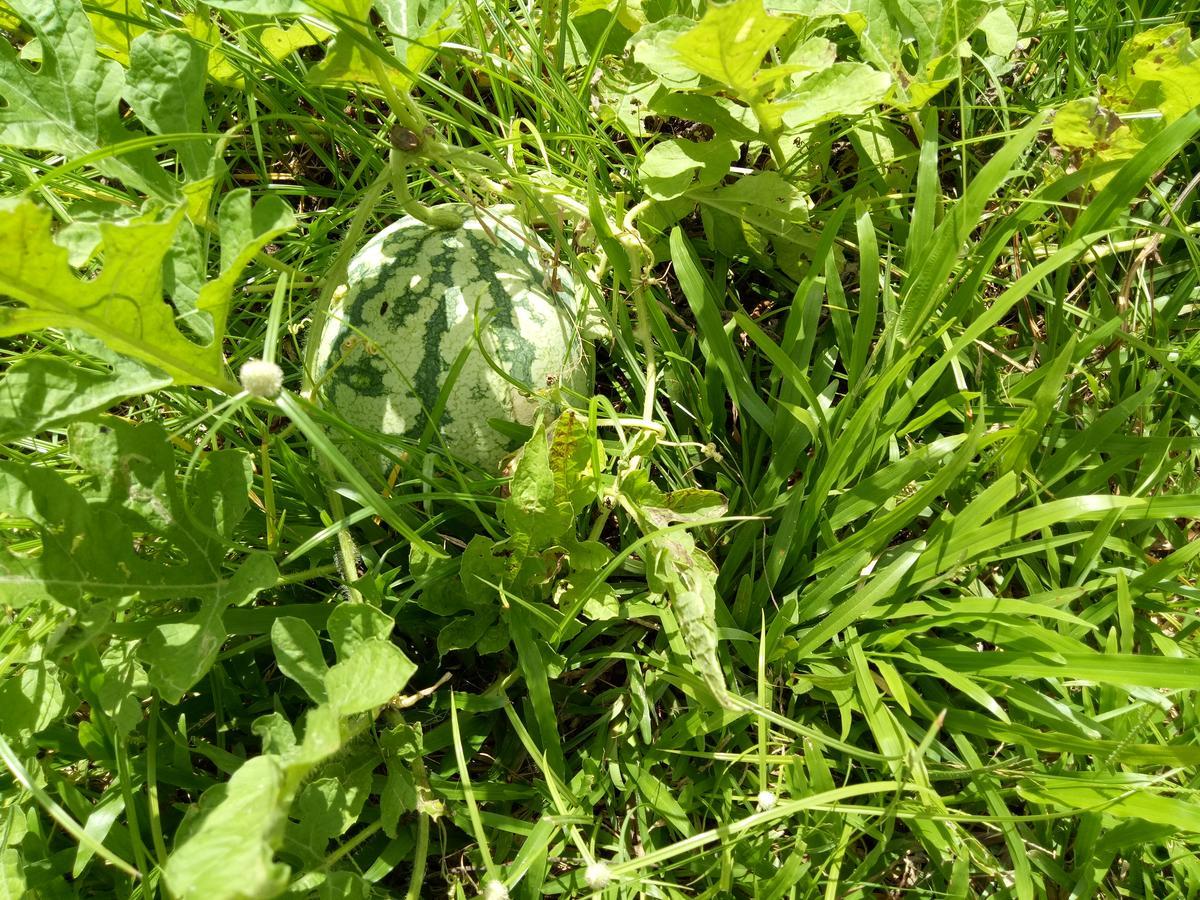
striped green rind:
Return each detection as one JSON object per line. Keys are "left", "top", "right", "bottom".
{"left": 313, "top": 205, "right": 588, "bottom": 468}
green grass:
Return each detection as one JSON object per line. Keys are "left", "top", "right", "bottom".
{"left": 3, "top": 0, "right": 1200, "bottom": 897}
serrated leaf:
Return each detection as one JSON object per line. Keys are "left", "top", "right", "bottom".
{"left": 272, "top": 617, "right": 330, "bottom": 704}
{"left": 126, "top": 30, "right": 210, "bottom": 181}
{"left": 673, "top": 0, "right": 793, "bottom": 92}
{"left": 324, "top": 640, "right": 416, "bottom": 715}
{"left": 0, "top": 0, "right": 175, "bottom": 197}
{"left": 141, "top": 553, "right": 278, "bottom": 703}
{"left": 0, "top": 335, "right": 171, "bottom": 442}
{"left": 0, "top": 191, "right": 291, "bottom": 390}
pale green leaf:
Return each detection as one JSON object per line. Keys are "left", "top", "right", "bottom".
{"left": 0, "top": 198, "right": 230, "bottom": 389}
{"left": 0, "top": 662, "right": 66, "bottom": 740}
{"left": 503, "top": 420, "right": 575, "bottom": 547}
{"left": 272, "top": 616, "right": 330, "bottom": 704}
{"left": 125, "top": 30, "right": 210, "bottom": 181}
{"left": 327, "top": 603, "right": 394, "bottom": 661}
{"left": 774, "top": 62, "right": 891, "bottom": 130}
{"left": 631, "top": 16, "right": 702, "bottom": 88}
{"left": 639, "top": 137, "right": 739, "bottom": 200}
{"left": 164, "top": 756, "right": 294, "bottom": 900}
{"left": 87, "top": 0, "right": 147, "bottom": 64}
{"left": 673, "top": 0, "right": 793, "bottom": 92}
{"left": 324, "top": 640, "right": 416, "bottom": 715}
{"left": 0, "top": 335, "right": 171, "bottom": 442}
{"left": 0, "top": 0, "right": 174, "bottom": 197}
{"left": 141, "top": 553, "right": 279, "bottom": 703}
{"left": 0, "top": 849, "right": 24, "bottom": 900}
{"left": 977, "top": 6, "right": 1018, "bottom": 57}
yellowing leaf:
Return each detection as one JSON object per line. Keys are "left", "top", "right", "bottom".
{"left": 183, "top": 12, "right": 243, "bottom": 87}
{"left": 86, "top": 0, "right": 147, "bottom": 65}
{"left": 673, "top": 0, "right": 793, "bottom": 92}
{"left": 0, "top": 192, "right": 292, "bottom": 390}
{"left": 261, "top": 19, "right": 333, "bottom": 59}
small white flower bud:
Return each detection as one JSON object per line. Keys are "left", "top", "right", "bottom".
{"left": 757, "top": 790, "right": 777, "bottom": 811}
{"left": 481, "top": 880, "right": 509, "bottom": 900}
{"left": 585, "top": 861, "right": 612, "bottom": 889}
{"left": 239, "top": 359, "right": 284, "bottom": 399}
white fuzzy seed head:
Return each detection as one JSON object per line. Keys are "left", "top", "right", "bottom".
{"left": 585, "top": 861, "right": 612, "bottom": 890}
{"left": 239, "top": 359, "right": 284, "bottom": 399}
{"left": 757, "top": 790, "right": 777, "bottom": 811}
{"left": 481, "top": 880, "right": 509, "bottom": 900}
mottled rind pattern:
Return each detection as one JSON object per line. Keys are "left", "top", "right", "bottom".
{"left": 313, "top": 206, "right": 587, "bottom": 468}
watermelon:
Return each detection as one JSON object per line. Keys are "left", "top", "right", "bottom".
{"left": 312, "top": 205, "right": 588, "bottom": 469}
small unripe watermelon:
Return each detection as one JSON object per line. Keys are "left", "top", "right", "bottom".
{"left": 313, "top": 205, "right": 588, "bottom": 468}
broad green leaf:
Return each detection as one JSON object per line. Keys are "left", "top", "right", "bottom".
{"left": 977, "top": 6, "right": 1018, "bottom": 57}
{"left": 646, "top": 528, "right": 729, "bottom": 705}
{"left": 503, "top": 420, "right": 574, "bottom": 547}
{"left": 0, "top": 192, "right": 291, "bottom": 390}
{"left": 639, "top": 137, "right": 739, "bottom": 200}
{"left": 694, "top": 171, "right": 809, "bottom": 241}
{"left": 272, "top": 617, "right": 330, "bottom": 704}
{"left": 327, "top": 603, "right": 394, "bottom": 661}
{"left": 0, "top": 850, "right": 24, "bottom": 900}
{"left": 648, "top": 90, "right": 760, "bottom": 141}
{"left": 673, "top": 0, "right": 793, "bottom": 92}
{"left": 291, "top": 768, "right": 371, "bottom": 853}
{"left": 201, "top": 0, "right": 311, "bottom": 11}
{"left": 86, "top": 0, "right": 147, "bottom": 64}
{"left": 306, "top": 0, "right": 459, "bottom": 92}
{"left": 1052, "top": 26, "right": 1200, "bottom": 184}
{"left": 0, "top": 335, "right": 170, "bottom": 442}
{"left": 791, "top": 0, "right": 992, "bottom": 108}
{"left": 0, "top": 199, "right": 222, "bottom": 388}
{"left": 260, "top": 19, "right": 333, "bottom": 59}
{"left": 126, "top": 30, "right": 210, "bottom": 181}
{"left": 772, "top": 62, "right": 891, "bottom": 131}
{"left": 1051, "top": 98, "right": 1119, "bottom": 151}
{"left": 166, "top": 704, "right": 346, "bottom": 899}
{"left": 141, "top": 553, "right": 279, "bottom": 703}
{"left": 375, "top": 0, "right": 462, "bottom": 90}
{"left": 548, "top": 410, "right": 603, "bottom": 515}
{"left": 0, "top": 0, "right": 175, "bottom": 197}
{"left": 380, "top": 723, "right": 422, "bottom": 835}
{"left": 0, "top": 662, "right": 66, "bottom": 740}
{"left": 324, "top": 639, "right": 416, "bottom": 715}
{"left": 631, "top": 16, "right": 702, "bottom": 88}
{"left": 164, "top": 756, "right": 294, "bottom": 900}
